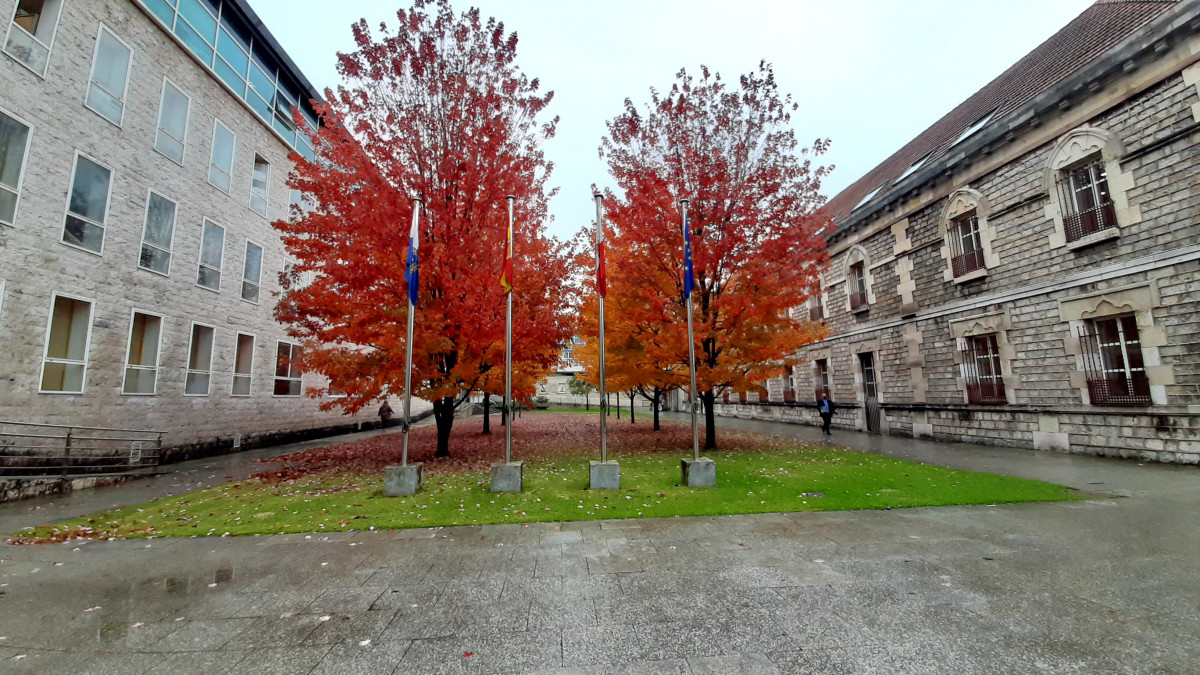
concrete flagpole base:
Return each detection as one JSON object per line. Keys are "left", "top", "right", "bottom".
{"left": 384, "top": 463, "right": 423, "bottom": 496}
{"left": 681, "top": 457, "right": 717, "bottom": 487}
{"left": 589, "top": 460, "right": 620, "bottom": 490}
{"left": 490, "top": 461, "right": 524, "bottom": 492}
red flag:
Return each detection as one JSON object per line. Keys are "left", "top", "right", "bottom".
{"left": 596, "top": 239, "right": 607, "bottom": 298}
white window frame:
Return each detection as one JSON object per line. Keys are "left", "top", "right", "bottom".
{"left": 196, "top": 218, "right": 225, "bottom": 292}
{"left": 241, "top": 239, "right": 263, "bottom": 304}
{"left": 60, "top": 150, "right": 114, "bottom": 256}
{"left": 232, "top": 331, "right": 255, "bottom": 397}
{"left": 154, "top": 77, "right": 191, "bottom": 165}
{"left": 184, "top": 321, "right": 216, "bottom": 397}
{"left": 249, "top": 153, "right": 270, "bottom": 216}
{"left": 273, "top": 340, "right": 302, "bottom": 397}
{"left": 38, "top": 291, "right": 95, "bottom": 395}
{"left": 121, "top": 308, "right": 165, "bottom": 396}
{"left": 207, "top": 118, "right": 235, "bottom": 193}
{"left": 138, "top": 188, "right": 177, "bottom": 277}
{"left": 4, "top": 0, "right": 64, "bottom": 78}
{"left": 0, "top": 105, "right": 34, "bottom": 227}
{"left": 83, "top": 25, "right": 134, "bottom": 127}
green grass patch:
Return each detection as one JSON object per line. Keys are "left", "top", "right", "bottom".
{"left": 13, "top": 446, "right": 1082, "bottom": 541}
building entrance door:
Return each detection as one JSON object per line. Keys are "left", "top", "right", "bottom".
{"left": 859, "top": 352, "right": 881, "bottom": 434}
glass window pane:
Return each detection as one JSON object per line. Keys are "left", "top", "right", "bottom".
{"left": 214, "top": 57, "right": 246, "bottom": 96}
{"left": 143, "top": 0, "right": 175, "bottom": 26}
{"left": 197, "top": 266, "right": 220, "bottom": 289}
{"left": 64, "top": 216, "right": 104, "bottom": 252}
{"left": 185, "top": 372, "right": 210, "bottom": 395}
{"left": 85, "top": 86, "right": 123, "bottom": 124}
{"left": 275, "top": 342, "right": 290, "bottom": 377}
{"left": 68, "top": 156, "right": 111, "bottom": 223}
{"left": 250, "top": 156, "right": 269, "bottom": 213}
{"left": 143, "top": 193, "right": 176, "bottom": 249}
{"left": 158, "top": 81, "right": 189, "bottom": 142}
{"left": 127, "top": 313, "right": 162, "bottom": 367}
{"left": 177, "top": 0, "right": 217, "bottom": 44}
{"left": 92, "top": 30, "right": 131, "bottom": 98}
{"left": 232, "top": 375, "right": 251, "bottom": 396}
{"left": 248, "top": 62, "right": 274, "bottom": 100}
{"left": 140, "top": 245, "right": 170, "bottom": 274}
{"left": 216, "top": 27, "right": 249, "bottom": 75}
{"left": 235, "top": 334, "right": 254, "bottom": 374}
{"left": 42, "top": 362, "right": 84, "bottom": 392}
{"left": 46, "top": 296, "right": 90, "bottom": 360}
{"left": 155, "top": 133, "right": 184, "bottom": 164}
{"left": 241, "top": 281, "right": 259, "bottom": 303}
{"left": 0, "top": 190, "right": 15, "bottom": 223}
{"left": 173, "top": 19, "right": 213, "bottom": 66}
{"left": 0, "top": 112, "right": 31, "bottom": 190}
{"left": 200, "top": 221, "right": 224, "bottom": 267}
{"left": 246, "top": 91, "right": 271, "bottom": 122}
{"left": 243, "top": 241, "right": 262, "bottom": 282}
{"left": 124, "top": 367, "right": 156, "bottom": 394}
{"left": 211, "top": 122, "right": 234, "bottom": 170}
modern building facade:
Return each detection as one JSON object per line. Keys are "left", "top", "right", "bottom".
{"left": 0, "top": 0, "right": 378, "bottom": 462}
{"left": 720, "top": 0, "right": 1200, "bottom": 464}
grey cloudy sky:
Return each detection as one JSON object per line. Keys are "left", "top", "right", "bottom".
{"left": 248, "top": 0, "right": 1095, "bottom": 241}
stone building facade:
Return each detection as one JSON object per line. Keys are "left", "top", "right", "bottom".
{"left": 0, "top": 0, "right": 384, "bottom": 462}
{"left": 719, "top": 0, "right": 1200, "bottom": 464}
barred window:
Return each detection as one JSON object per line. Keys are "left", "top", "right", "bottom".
{"left": 950, "top": 212, "right": 985, "bottom": 278}
{"left": 849, "top": 262, "right": 868, "bottom": 310}
{"left": 1079, "top": 316, "right": 1150, "bottom": 406}
{"left": 961, "top": 334, "right": 1005, "bottom": 404}
{"left": 1058, "top": 158, "right": 1117, "bottom": 243}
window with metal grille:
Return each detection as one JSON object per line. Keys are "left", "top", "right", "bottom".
{"left": 1058, "top": 158, "right": 1117, "bottom": 243}
{"left": 849, "top": 262, "right": 868, "bottom": 310}
{"left": 1079, "top": 316, "right": 1151, "bottom": 406}
{"left": 950, "top": 212, "right": 985, "bottom": 277}
{"left": 858, "top": 353, "right": 877, "bottom": 399}
{"left": 960, "top": 334, "right": 1005, "bottom": 404}
{"left": 815, "top": 359, "right": 830, "bottom": 400}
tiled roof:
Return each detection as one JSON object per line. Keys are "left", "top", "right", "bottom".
{"left": 825, "top": 0, "right": 1179, "bottom": 224}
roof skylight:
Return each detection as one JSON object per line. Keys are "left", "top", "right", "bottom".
{"left": 951, "top": 109, "right": 998, "bottom": 148}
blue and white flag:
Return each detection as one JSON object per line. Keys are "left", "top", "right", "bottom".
{"left": 405, "top": 207, "right": 420, "bottom": 306}
{"left": 683, "top": 210, "right": 695, "bottom": 299}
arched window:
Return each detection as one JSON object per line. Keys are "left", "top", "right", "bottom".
{"left": 1043, "top": 126, "right": 1139, "bottom": 250}
{"left": 939, "top": 188, "right": 998, "bottom": 283}
{"left": 843, "top": 245, "right": 872, "bottom": 313}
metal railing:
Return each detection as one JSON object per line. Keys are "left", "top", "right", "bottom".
{"left": 0, "top": 421, "right": 164, "bottom": 478}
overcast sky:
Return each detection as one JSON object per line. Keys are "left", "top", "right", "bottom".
{"left": 248, "top": 0, "right": 1096, "bottom": 241}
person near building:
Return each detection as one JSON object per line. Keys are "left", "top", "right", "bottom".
{"left": 378, "top": 400, "right": 394, "bottom": 427}
{"left": 818, "top": 393, "right": 835, "bottom": 436}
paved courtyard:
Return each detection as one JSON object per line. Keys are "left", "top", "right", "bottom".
{"left": 1, "top": 416, "right": 1198, "bottom": 674}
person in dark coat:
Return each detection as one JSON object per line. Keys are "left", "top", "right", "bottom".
{"left": 817, "top": 392, "right": 835, "bottom": 436}
{"left": 378, "top": 400, "right": 394, "bottom": 427}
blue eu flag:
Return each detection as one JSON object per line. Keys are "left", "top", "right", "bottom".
{"left": 405, "top": 235, "right": 419, "bottom": 307}
{"left": 683, "top": 214, "right": 695, "bottom": 299}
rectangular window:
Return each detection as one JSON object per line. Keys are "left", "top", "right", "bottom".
{"left": 197, "top": 219, "right": 224, "bottom": 290}
{"left": 208, "top": 120, "right": 235, "bottom": 192}
{"left": 809, "top": 294, "right": 824, "bottom": 321}
{"left": 40, "top": 293, "right": 93, "bottom": 393}
{"left": 274, "top": 341, "right": 302, "bottom": 396}
{"left": 241, "top": 240, "right": 262, "bottom": 303}
{"left": 815, "top": 359, "right": 830, "bottom": 400}
{"left": 858, "top": 353, "right": 878, "bottom": 399}
{"left": 85, "top": 26, "right": 133, "bottom": 126}
{"left": 185, "top": 323, "right": 215, "bottom": 395}
{"left": 5, "top": 0, "right": 63, "bottom": 76}
{"left": 1079, "top": 316, "right": 1151, "bottom": 406}
{"left": 155, "top": 79, "right": 190, "bottom": 164}
{"left": 950, "top": 213, "right": 985, "bottom": 278}
{"left": 62, "top": 154, "right": 113, "bottom": 254}
{"left": 849, "top": 262, "right": 868, "bottom": 310}
{"left": 249, "top": 154, "right": 269, "bottom": 215}
{"left": 139, "top": 191, "right": 176, "bottom": 275}
{"left": 123, "top": 311, "right": 163, "bottom": 395}
{"left": 961, "top": 334, "right": 1005, "bottom": 404}
{"left": 782, "top": 372, "right": 795, "bottom": 403}
{"left": 232, "top": 333, "right": 254, "bottom": 396}
{"left": 0, "top": 109, "right": 32, "bottom": 225}
{"left": 1058, "top": 158, "right": 1117, "bottom": 242}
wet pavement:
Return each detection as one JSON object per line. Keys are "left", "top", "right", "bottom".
{"left": 1, "top": 414, "right": 1198, "bottom": 673}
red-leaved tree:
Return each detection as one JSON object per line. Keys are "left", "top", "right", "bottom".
{"left": 276, "top": 0, "right": 574, "bottom": 457}
{"left": 599, "top": 62, "right": 831, "bottom": 449}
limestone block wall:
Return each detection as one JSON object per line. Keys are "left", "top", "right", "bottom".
{"left": 0, "top": 0, "right": 368, "bottom": 457}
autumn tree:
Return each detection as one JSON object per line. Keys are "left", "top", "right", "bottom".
{"left": 598, "top": 62, "right": 831, "bottom": 449}
{"left": 276, "top": 0, "right": 574, "bottom": 458}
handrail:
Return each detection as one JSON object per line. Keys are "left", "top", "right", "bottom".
{"left": 0, "top": 420, "right": 166, "bottom": 434}
{"left": 1, "top": 419, "right": 164, "bottom": 479}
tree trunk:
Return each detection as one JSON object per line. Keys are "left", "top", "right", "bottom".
{"left": 616, "top": 392, "right": 621, "bottom": 419}
{"left": 702, "top": 389, "right": 717, "bottom": 450}
{"left": 652, "top": 388, "right": 661, "bottom": 431}
{"left": 585, "top": 394, "right": 590, "bottom": 411}
{"left": 629, "top": 389, "right": 636, "bottom": 424}
{"left": 482, "top": 393, "right": 491, "bottom": 435}
{"left": 433, "top": 396, "right": 456, "bottom": 457}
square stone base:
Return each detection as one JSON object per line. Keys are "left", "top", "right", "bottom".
{"left": 491, "top": 461, "right": 524, "bottom": 492}
{"left": 383, "top": 463, "right": 423, "bottom": 496}
{"left": 589, "top": 460, "right": 620, "bottom": 490}
{"left": 681, "top": 457, "right": 716, "bottom": 487}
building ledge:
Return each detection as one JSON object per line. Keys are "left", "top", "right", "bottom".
{"left": 952, "top": 267, "right": 988, "bottom": 284}
{"left": 1066, "top": 227, "right": 1120, "bottom": 251}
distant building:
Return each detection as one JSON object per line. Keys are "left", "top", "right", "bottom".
{"left": 720, "top": 0, "right": 1200, "bottom": 464}
{"left": 0, "top": 0, "right": 379, "bottom": 462}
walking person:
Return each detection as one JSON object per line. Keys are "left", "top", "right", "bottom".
{"left": 818, "top": 392, "right": 835, "bottom": 437}
{"left": 378, "top": 400, "right": 394, "bottom": 428}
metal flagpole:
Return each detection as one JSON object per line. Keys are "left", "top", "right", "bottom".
{"left": 594, "top": 193, "right": 608, "bottom": 464}
{"left": 401, "top": 197, "right": 422, "bottom": 467}
{"left": 681, "top": 199, "right": 700, "bottom": 461}
{"left": 505, "top": 195, "right": 515, "bottom": 465}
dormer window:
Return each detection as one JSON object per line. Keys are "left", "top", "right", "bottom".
{"left": 951, "top": 108, "right": 997, "bottom": 147}
{"left": 852, "top": 184, "right": 884, "bottom": 212}
{"left": 896, "top": 151, "right": 933, "bottom": 183}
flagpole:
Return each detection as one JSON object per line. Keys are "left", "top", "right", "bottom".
{"left": 402, "top": 197, "right": 422, "bottom": 467}
{"left": 505, "top": 195, "right": 515, "bottom": 465}
{"left": 594, "top": 193, "right": 608, "bottom": 464}
{"left": 681, "top": 199, "right": 700, "bottom": 462}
